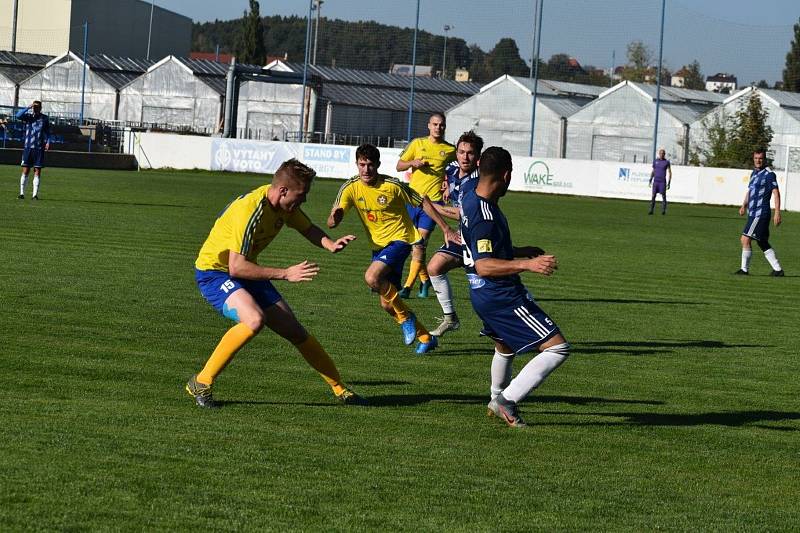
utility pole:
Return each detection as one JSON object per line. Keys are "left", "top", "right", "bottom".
{"left": 312, "top": 0, "right": 324, "bottom": 66}
{"left": 442, "top": 24, "right": 452, "bottom": 79}
{"left": 11, "top": 0, "right": 19, "bottom": 52}
{"left": 146, "top": 0, "right": 155, "bottom": 60}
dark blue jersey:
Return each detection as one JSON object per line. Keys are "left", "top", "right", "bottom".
{"left": 747, "top": 167, "right": 778, "bottom": 218}
{"left": 460, "top": 189, "right": 529, "bottom": 309}
{"left": 16, "top": 107, "right": 50, "bottom": 150}
{"left": 444, "top": 161, "right": 479, "bottom": 210}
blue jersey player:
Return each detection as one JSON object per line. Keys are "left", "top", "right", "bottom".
{"left": 460, "top": 147, "right": 570, "bottom": 428}
{"left": 735, "top": 148, "right": 784, "bottom": 276}
{"left": 16, "top": 100, "right": 51, "bottom": 200}
{"left": 426, "top": 131, "right": 482, "bottom": 337}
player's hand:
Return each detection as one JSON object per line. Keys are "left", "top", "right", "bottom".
{"left": 411, "top": 159, "right": 429, "bottom": 170}
{"left": 327, "top": 207, "right": 344, "bottom": 228}
{"left": 45, "top": 143, "right": 50, "bottom": 151}
{"left": 774, "top": 212, "right": 782, "bottom": 227}
{"left": 526, "top": 255, "right": 557, "bottom": 276}
{"left": 285, "top": 260, "right": 320, "bottom": 282}
{"left": 441, "top": 182, "right": 450, "bottom": 202}
{"left": 443, "top": 227, "right": 461, "bottom": 247}
{"left": 330, "top": 234, "right": 356, "bottom": 253}
{"left": 738, "top": 206, "right": 746, "bottom": 216}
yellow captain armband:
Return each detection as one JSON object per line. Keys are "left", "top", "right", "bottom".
{"left": 477, "top": 239, "right": 493, "bottom": 253}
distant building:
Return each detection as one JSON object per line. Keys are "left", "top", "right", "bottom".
{"left": 391, "top": 64, "right": 433, "bottom": 77}
{"left": 190, "top": 52, "right": 235, "bottom": 64}
{"left": 671, "top": 67, "right": 691, "bottom": 88}
{"left": 706, "top": 73, "right": 737, "bottom": 93}
{"left": 0, "top": 0, "right": 191, "bottom": 59}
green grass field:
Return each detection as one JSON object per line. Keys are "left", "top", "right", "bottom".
{"left": 2, "top": 165, "right": 798, "bottom": 531}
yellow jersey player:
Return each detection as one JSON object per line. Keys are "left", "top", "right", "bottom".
{"left": 328, "top": 144, "right": 460, "bottom": 354}
{"left": 187, "top": 159, "right": 367, "bottom": 408}
{"left": 396, "top": 112, "right": 456, "bottom": 299}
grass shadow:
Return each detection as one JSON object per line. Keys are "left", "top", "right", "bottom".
{"left": 537, "top": 410, "right": 800, "bottom": 430}
{"left": 539, "top": 298, "right": 706, "bottom": 305}
{"left": 573, "top": 339, "right": 765, "bottom": 356}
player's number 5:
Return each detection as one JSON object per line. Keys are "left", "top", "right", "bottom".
{"left": 462, "top": 231, "right": 475, "bottom": 267}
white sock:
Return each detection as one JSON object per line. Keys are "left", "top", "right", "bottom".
{"left": 502, "top": 343, "right": 570, "bottom": 404}
{"left": 430, "top": 274, "right": 454, "bottom": 315}
{"left": 490, "top": 349, "right": 514, "bottom": 399}
{"left": 20, "top": 174, "right": 26, "bottom": 195}
{"left": 764, "top": 248, "right": 782, "bottom": 271}
{"left": 32, "top": 175, "right": 40, "bottom": 196}
{"left": 741, "top": 249, "right": 752, "bottom": 272}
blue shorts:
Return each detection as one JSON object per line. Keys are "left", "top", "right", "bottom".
{"left": 195, "top": 268, "right": 282, "bottom": 321}
{"left": 371, "top": 241, "right": 412, "bottom": 289}
{"left": 742, "top": 216, "right": 770, "bottom": 242}
{"left": 436, "top": 240, "right": 464, "bottom": 260}
{"left": 21, "top": 147, "right": 44, "bottom": 168}
{"left": 406, "top": 200, "right": 444, "bottom": 234}
{"left": 472, "top": 293, "right": 560, "bottom": 355}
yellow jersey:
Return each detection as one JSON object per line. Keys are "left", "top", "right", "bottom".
{"left": 334, "top": 175, "right": 423, "bottom": 250}
{"left": 398, "top": 136, "right": 456, "bottom": 201}
{"left": 196, "top": 184, "right": 312, "bottom": 272}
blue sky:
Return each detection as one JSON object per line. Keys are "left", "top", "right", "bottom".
{"left": 158, "top": 0, "right": 799, "bottom": 85}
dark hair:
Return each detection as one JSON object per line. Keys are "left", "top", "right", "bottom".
{"left": 355, "top": 143, "right": 380, "bottom": 163}
{"left": 274, "top": 158, "right": 316, "bottom": 186}
{"left": 32, "top": 100, "right": 42, "bottom": 107}
{"left": 753, "top": 147, "right": 767, "bottom": 156}
{"left": 457, "top": 130, "right": 484, "bottom": 155}
{"left": 479, "top": 146, "right": 512, "bottom": 177}
{"left": 429, "top": 112, "right": 445, "bottom": 122}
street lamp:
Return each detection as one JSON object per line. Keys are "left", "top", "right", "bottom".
{"left": 312, "top": 0, "right": 324, "bottom": 66}
{"left": 442, "top": 24, "right": 453, "bottom": 79}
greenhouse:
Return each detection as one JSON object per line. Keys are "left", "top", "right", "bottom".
{"left": 0, "top": 51, "right": 51, "bottom": 108}
{"left": 17, "top": 51, "right": 150, "bottom": 120}
{"left": 565, "top": 81, "right": 724, "bottom": 164}
{"left": 236, "top": 60, "right": 482, "bottom": 144}
{"left": 445, "top": 75, "right": 603, "bottom": 157}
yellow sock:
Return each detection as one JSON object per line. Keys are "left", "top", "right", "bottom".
{"left": 296, "top": 335, "right": 345, "bottom": 395}
{"left": 403, "top": 259, "right": 423, "bottom": 289}
{"left": 419, "top": 264, "right": 430, "bottom": 283}
{"left": 197, "top": 323, "right": 257, "bottom": 384}
{"left": 416, "top": 322, "right": 431, "bottom": 343}
{"left": 380, "top": 284, "right": 410, "bottom": 322}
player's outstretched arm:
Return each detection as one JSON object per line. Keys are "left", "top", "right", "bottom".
{"left": 474, "top": 255, "right": 557, "bottom": 278}
{"left": 421, "top": 196, "right": 461, "bottom": 245}
{"left": 228, "top": 251, "right": 319, "bottom": 282}
{"left": 430, "top": 201, "right": 460, "bottom": 221}
{"left": 327, "top": 207, "right": 344, "bottom": 229}
{"left": 302, "top": 224, "right": 356, "bottom": 253}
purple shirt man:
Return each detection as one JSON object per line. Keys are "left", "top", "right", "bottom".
{"left": 649, "top": 149, "right": 672, "bottom": 215}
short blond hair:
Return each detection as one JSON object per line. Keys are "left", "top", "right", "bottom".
{"left": 273, "top": 158, "right": 316, "bottom": 186}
